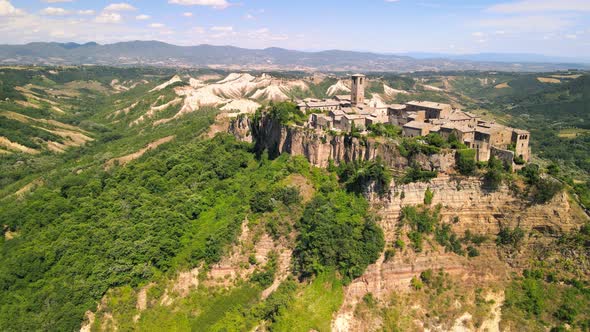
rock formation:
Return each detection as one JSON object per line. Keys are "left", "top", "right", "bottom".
{"left": 231, "top": 115, "right": 456, "bottom": 172}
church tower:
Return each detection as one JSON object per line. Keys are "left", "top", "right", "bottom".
{"left": 351, "top": 74, "right": 365, "bottom": 106}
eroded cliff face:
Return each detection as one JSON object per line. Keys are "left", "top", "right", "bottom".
{"left": 334, "top": 176, "right": 588, "bottom": 331}
{"left": 230, "top": 115, "right": 456, "bottom": 172}
{"left": 229, "top": 115, "right": 589, "bottom": 332}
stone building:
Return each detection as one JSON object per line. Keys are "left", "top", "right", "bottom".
{"left": 297, "top": 74, "right": 531, "bottom": 165}
{"left": 405, "top": 101, "right": 451, "bottom": 119}
{"left": 402, "top": 121, "right": 432, "bottom": 137}
{"left": 351, "top": 74, "right": 366, "bottom": 106}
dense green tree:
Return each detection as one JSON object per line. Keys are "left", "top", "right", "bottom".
{"left": 293, "top": 191, "right": 384, "bottom": 283}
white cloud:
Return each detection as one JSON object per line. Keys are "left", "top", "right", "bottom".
{"left": 0, "top": 0, "right": 24, "bottom": 16}
{"left": 244, "top": 13, "right": 254, "bottom": 20}
{"left": 565, "top": 34, "right": 578, "bottom": 39}
{"left": 41, "top": 7, "right": 70, "bottom": 16}
{"left": 136, "top": 14, "right": 150, "bottom": 20}
{"left": 95, "top": 12, "right": 122, "bottom": 23}
{"left": 183, "top": 12, "right": 193, "bottom": 17}
{"left": 247, "top": 28, "right": 288, "bottom": 41}
{"left": 192, "top": 26, "right": 205, "bottom": 33}
{"left": 40, "top": 6, "right": 95, "bottom": 16}
{"left": 211, "top": 26, "right": 233, "bottom": 32}
{"left": 478, "top": 15, "right": 573, "bottom": 33}
{"left": 150, "top": 23, "right": 165, "bottom": 28}
{"left": 78, "top": 10, "right": 95, "bottom": 15}
{"left": 0, "top": 8, "right": 174, "bottom": 45}
{"left": 42, "top": 0, "right": 73, "bottom": 2}
{"left": 168, "top": 0, "right": 230, "bottom": 9}
{"left": 104, "top": 3, "right": 136, "bottom": 12}
{"left": 385, "top": 0, "right": 400, "bottom": 2}
{"left": 488, "top": 0, "right": 590, "bottom": 13}
{"left": 471, "top": 31, "right": 485, "bottom": 37}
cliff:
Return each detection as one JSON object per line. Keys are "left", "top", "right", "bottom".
{"left": 228, "top": 114, "right": 590, "bottom": 331}
{"left": 334, "top": 176, "right": 589, "bottom": 331}
{"left": 230, "top": 115, "right": 456, "bottom": 172}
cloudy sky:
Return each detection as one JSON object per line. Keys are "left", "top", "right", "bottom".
{"left": 0, "top": 0, "right": 589, "bottom": 56}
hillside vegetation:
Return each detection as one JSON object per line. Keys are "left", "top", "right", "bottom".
{"left": 1, "top": 66, "right": 589, "bottom": 331}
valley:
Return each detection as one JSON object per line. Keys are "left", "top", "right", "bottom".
{"left": 1, "top": 66, "right": 589, "bottom": 332}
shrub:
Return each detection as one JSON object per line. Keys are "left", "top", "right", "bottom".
{"left": 519, "top": 163, "right": 540, "bottom": 185}
{"left": 400, "top": 138, "right": 441, "bottom": 157}
{"left": 248, "top": 254, "right": 257, "bottom": 265}
{"left": 457, "top": 149, "right": 476, "bottom": 175}
{"left": 401, "top": 163, "right": 438, "bottom": 184}
{"left": 250, "top": 253, "right": 277, "bottom": 288}
{"left": 411, "top": 276, "right": 423, "bottom": 290}
{"left": 337, "top": 158, "right": 392, "bottom": 196}
{"left": 554, "top": 303, "right": 577, "bottom": 324}
{"left": 532, "top": 178, "right": 563, "bottom": 203}
{"left": 424, "top": 187, "right": 434, "bottom": 205}
{"left": 367, "top": 123, "right": 402, "bottom": 138}
{"left": 467, "top": 246, "right": 480, "bottom": 257}
{"left": 448, "top": 133, "right": 467, "bottom": 149}
{"left": 362, "top": 293, "right": 376, "bottom": 307}
{"left": 250, "top": 189, "right": 275, "bottom": 213}
{"left": 514, "top": 155, "right": 526, "bottom": 165}
{"left": 401, "top": 206, "right": 439, "bottom": 234}
{"left": 496, "top": 226, "right": 525, "bottom": 247}
{"left": 483, "top": 155, "right": 504, "bottom": 190}
{"left": 408, "top": 231, "right": 423, "bottom": 252}
{"left": 394, "top": 238, "right": 406, "bottom": 250}
{"left": 267, "top": 101, "right": 306, "bottom": 125}
{"left": 547, "top": 163, "right": 560, "bottom": 176}
{"left": 273, "top": 186, "right": 302, "bottom": 206}
{"left": 425, "top": 133, "right": 448, "bottom": 148}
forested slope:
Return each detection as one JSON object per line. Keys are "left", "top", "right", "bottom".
{"left": 1, "top": 67, "right": 589, "bottom": 331}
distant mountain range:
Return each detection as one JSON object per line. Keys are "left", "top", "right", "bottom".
{"left": 399, "top": 52, "right": 590, "bottom": 64}
{"left": 0, "top": 41, "right": 587, "bottom": 72}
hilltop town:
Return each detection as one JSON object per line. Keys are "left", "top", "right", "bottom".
{"left": 1, "top": 65, "right": 588, "bottom": 332}
{"left": 297, "top": 74, "right": 530, "bottom": 167}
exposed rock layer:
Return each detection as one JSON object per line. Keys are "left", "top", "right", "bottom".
{"left": 231, "top": 115, "right": 456, "bottom": 172}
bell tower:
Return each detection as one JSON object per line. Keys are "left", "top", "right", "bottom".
{"left": 351, "top": 74, "right": 365, "bottom": 106}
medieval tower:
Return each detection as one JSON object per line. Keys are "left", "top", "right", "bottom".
{"left": 351, "top": 74, "right": 365, "bottom": 106}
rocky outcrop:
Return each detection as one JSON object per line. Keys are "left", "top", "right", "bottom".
{"left": 227, "top": 114, "right": 253, "bottom": 143}
{"left": 229, "top": 113, "right": 589, "bottom": 331}
{"left": 230, "top": 115, "right": 456, "bottom": 172}
{"left": 372, "top": 175, "right": 584, "bottom": 238}
{"left": 334, "top": 176, "right": 589, "bottom": 331}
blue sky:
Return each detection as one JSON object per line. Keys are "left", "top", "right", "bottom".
{"left": 0, "top": 0, "right": 589, "bottom": 56}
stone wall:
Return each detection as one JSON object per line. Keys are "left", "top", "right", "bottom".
{"left": 490, "top": 146, "right": 514, "bottom": 168}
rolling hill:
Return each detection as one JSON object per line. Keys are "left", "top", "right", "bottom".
{"left": 0, "top": 41, "right": 587, "bottom": 72}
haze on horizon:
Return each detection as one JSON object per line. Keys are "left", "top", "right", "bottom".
{"left": 0, "top": 0, "right": 589, "bottom": 59}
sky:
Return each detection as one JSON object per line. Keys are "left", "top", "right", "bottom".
{"left": 0, "top": 0, "right": 589, "bottom": 57}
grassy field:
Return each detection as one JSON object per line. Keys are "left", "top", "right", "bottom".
{"left": 272, "top": 271, "right": 344, "bottom": 331}
{"left": 558, "top": 128, "right": 590, "bottom": 139}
